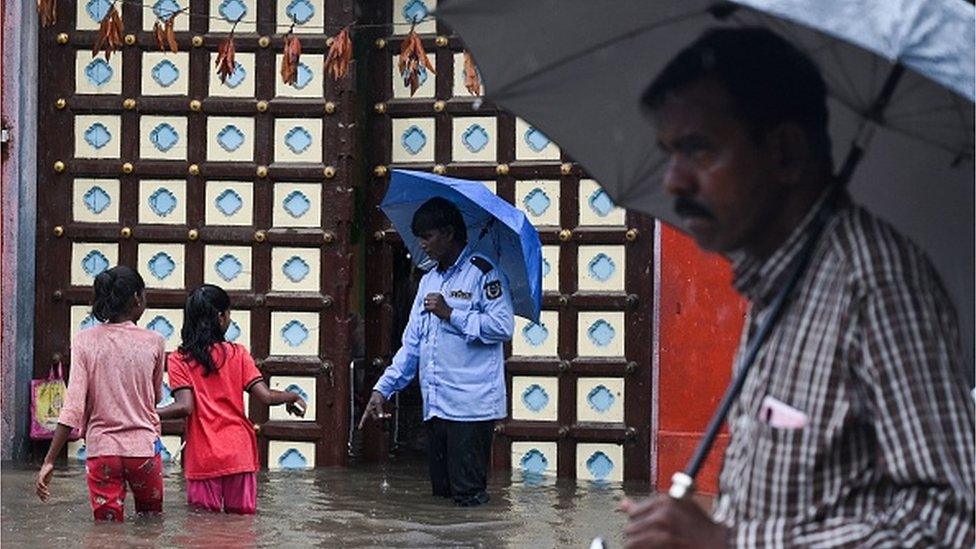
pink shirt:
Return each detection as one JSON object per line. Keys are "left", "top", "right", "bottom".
{"left": 59, "top": 321, "right": 165, "bottom": 458}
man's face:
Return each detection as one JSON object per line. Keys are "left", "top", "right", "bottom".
{"left": 653, "top": 78, "right": 786, "bottom": 255}
{"left": 417, "top": 227, "right": 455, "bottom": 265}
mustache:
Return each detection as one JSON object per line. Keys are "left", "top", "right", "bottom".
{"left": 674, "top": 197, "right": 715, "bottom": 219}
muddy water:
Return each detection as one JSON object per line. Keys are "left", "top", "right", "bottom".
{"left": 2, "top": 459, "right": 647, "bottom": 548}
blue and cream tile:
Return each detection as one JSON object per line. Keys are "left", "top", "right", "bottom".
{"left": 511, "top": 441, "right": 557, "bottom": 478}
{"left": 482, "top": 180, "right": 497, "bottom": 194}
{"left": 140, "top": 116, "right": 188, "bottom": 160}
{"left": 206, "top": 181, "right": 254, "bottom": 226}
{"left": 70, "top": 305, "right": 102, "bottom": 341}
{"left": 274, "top": 119, "right": 322, "bottom": 163}
{"left": 204, "top": 245, "right": 253, "bottom": 291}
{"left": 70, "top": 243, "right": 118, "bottom": 286}
{"left": 141, "top": 0, "right": 189, "bottom": 31}
{"left": 579, "top": 179, "right": 625, "bottom": 226}
{"left": 512, "top": 310, "right": 558, "bottom": 357}
{"left": 158, "top": 371, "right": 176, "bottom": 408}
{"left": 577, "top": 245, "right": 625, "bottom": 292}
{"left": 541, "top": 245, "right": 559, "bottom": 293}
{"left": 76, "top": 0, "right": 123, "bottom": 31}
{"left": 269, "top": 311, "right": 319, "bottom": 356}
{"left": 273, "top": 183, "right": 321, "bottom": 228}
{"left": 75, "top": 52, "right": 121, "bottom": 95}
{"left": 511, "top": 376, "right": 558, "bottom": 421}
{"left": 276, "top": 54, "right": 324, "bottom": 98}
{"left": 138, "top": 243, "right": 185, "bottom": 290}
{"left": 271, "top": 247, "right": 320, "bottom": 292}
{"left": 516, "top": 180, "right": 560, "bottom": 227}
{"left": 269, "top": 376, "right": 316, "bottom": 422}
{"left": 207, "top": 117, "right": 254, "bottom": 162}
{"left": 391, "top": 118, "right": 435, "bottom": 163}
{"left": 224, "top": 311, "right": 251, "bottom": 350}
{"left": 576, "top": 377, "right": 624, "bottom": 423}
{"left": 276, "top": 0, "right": 324, "bottom": 34}
{"left": 141, "top": 52, "right": 189, "bottom": 96}
{"left": 515, "top": 118, "right": 560, "bottom": 161}
{"left": 268, "top": 440, "right": 315, "bottom": 470}
{"left": 577, "top": 311, "right": 625, "bottom": 358}
{"left": 452, "top": 117, "right": 496, "bottom": 163}
{"left": 208, "top": 52, "right": 256, "bottom": 97}
{"left": 452, "top": 52, "right": 484, "bottom": 98}
{"left": 73, "top": 179, "right": 120, "bottom": 223}
{"left": 576, "top": 443, "right": 623, "bottom": 482}
{"left": 67, "top": 439, "right": 87, "bottom": 461}
{"left": 158, "top": 435, "right": 183, "bottom": 463}
{"left": 139, "top": 180, "right": 186, "bottom": 225}
{"left": 392, "top": 55, "right": 436, "bottom": 99}
{"left": 75, "top": 115, "right": 121, "bottom": 159}
{"left": 392, "top": 0, "right": 436, "bottom": 34}
{"left": 209, "top": 0, "right": 257, "bottom": 33}
{"left": 139, "top": 308, "right": 184, "bottom": 351}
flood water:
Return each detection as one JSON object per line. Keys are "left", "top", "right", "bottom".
{"left": 2, "top": 458, "right": 648, "bottom": 548}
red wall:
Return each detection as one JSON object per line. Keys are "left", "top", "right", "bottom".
{"left": 656, "top": 225, "right": 747, "bottom": 494}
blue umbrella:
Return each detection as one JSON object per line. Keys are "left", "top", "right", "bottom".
{"left": 381, "top": 170, "right": 542, "bottom": 323}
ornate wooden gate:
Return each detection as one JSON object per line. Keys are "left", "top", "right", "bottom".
{"left": 361, "top": 0, "right": 655, "bottom": 481}
{"left": 34, "top": 0, "right": 358, "bottom": 468}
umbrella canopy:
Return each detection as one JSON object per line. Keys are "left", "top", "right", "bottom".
{"left": 437, "top": 0, "right": 976, "bottom": 366}
{"left": 381, "top": 170, "right": 543, "bottom": 323}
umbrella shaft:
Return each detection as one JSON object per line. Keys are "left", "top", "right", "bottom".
{"left": 837, "top": 64, "right": 906, "bottom": 185}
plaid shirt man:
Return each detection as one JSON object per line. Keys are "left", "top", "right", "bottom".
{"left": 713, "top": 193, "right": 975, "bottom": 547}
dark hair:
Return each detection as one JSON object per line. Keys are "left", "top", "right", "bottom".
{"left": 92, "top": 265, "right": 145, "bottom": 322}
{"left": 179, "top": 284, "right": 231, "bottom": 376}
{"left": 410, "top": 197, "right": 467, "bottom": 245}
{"left": 642, "top": 27, "right": 831, "bottom": 163}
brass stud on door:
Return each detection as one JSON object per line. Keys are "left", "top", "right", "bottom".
{"left": 559, "top": 359, "right": 571, "bottom": 373}
{"left": 496, "top": 164, "right": 510, "bottom": 176}
{"left": 253, "top": 230, "right": 266, "bottom": 243}
{"left": 321, "top": 295, "right": 334, "bottom": 308}
{"left": 255, "top": 100, "right": 268, "bottom": 113}
{"left": 256, "top": 166, "right": 269, "bottom": 178}
{"left": 373, "top": 230, "right": 386, "bottom": 242}
{"left": 54, "top": 98, "right": 67, "bottom": 110}
{"left": 192, "top": 35, "right": 204, "bottom": 47}
{"left": 323, "top": 231, "right": 336, "bottom": 244}
{"left": 625, "top": 361, "right": 638, "bottom": 374}
{"left": 373, "top": 165, "right": 388, "bottom": 178}
{"left": 53, "top": 226, "right": 64, "bottom": 237}
{"left": 374, "top": 38, "right": 386, "bottom": 49}
{"left": 324, "top": 102, "right": 337, "bottom": 114}
{"left": 254, "top": 294, "right": 265, "bottom": 306}
{"left": 433, "top": 100, "right": 446, "bottom": 112}
{"left": 625, "top": 228, "right": 639, "bottom": 242}
{"left": 323, "top": 166, "right": 336, "bottom": 179}
{"left": 435, "top": 35, "right": 449, "bottom": 47}
{"left": 494, "top": 423, "right": 505, "bottom": 434}
{"left": 188, "top": 164, "right": 200, "bottom": 176}
{"left": 373, "top": 102, "right": 387, "bottom": 114}
{"left": 120, "top": 227, "right": 132, "bottom": 239}
{"left": 53, "top": 161, "right": 66, "bottom": 173}
{"left": 189, "top": 99, "right": 202, "bottom": 112}
{"left": 326, "top": 37, "right": 335, "bottom": 47}
{"left": 121, "top": 162, "right": 134, "bottom": 174}
{"left": 558, "top": 229, "right": 572, "bottom": 242}
{"left": 433, "top": 164, "right": 446, "bottom": 175}
{"left": 52, "top": 290, "right": 63, "bottom": 301}
{"left": 123, "top": 98, "right": 136, "bottom": 110}
{"left": 560, "top": 162, "right": 573, "bottom": 175}
{"left": 124, "top": 34, "right": 136, "bottom": 46}
{"left": 56, "top": 33, "right": 69, "bottom": 45}
{"left": 187, "top": 229, "right": 199, "bottom": 241}
{"left": 558, "top": 294, "right": 569, "bottom": 307}
{"left": 371, "top": 293, "right": 385, "bottom": 305}
{"left": 258, "top": 36, "right": 271, "bottom": 48}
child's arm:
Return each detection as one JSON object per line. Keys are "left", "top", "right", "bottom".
{"left": 248, "top": 381, "right": 306, "bottom": 416}
{"left": 35, "top": 424, "right": 73, "bottom": 502}
{"left": 156, "top": 388, "right": 194, "bottom": 420}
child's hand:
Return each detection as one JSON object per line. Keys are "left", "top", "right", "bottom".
{"left": 35, "top": 462, "right": 55, "bottom": 502}
{"left": 286, "top": 397, "right": 307, "bottom": 418}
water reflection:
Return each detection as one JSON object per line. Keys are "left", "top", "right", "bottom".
{"left": 2, "top": 459, "right": 646, "bottom": 547}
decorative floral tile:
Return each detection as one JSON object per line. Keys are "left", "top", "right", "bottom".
{"left": 224, "top": 310, "right": 251, "bottom": 350}
{"left": 391, "top": 118, "right": 435, "bottom": 163}
{"left": 452, "top": 117, "right": 496, "bottom": 163}
{"left": 274, "top": 119, "right": 323, "bottom": 163}
{"left": 577, "top": 245, "right": 625, "bottom": 292}
{"left": 273, "top": 183, "right": 321, "bottom": 228}
{"left": 141, "top": 0, "right": 189, "bottom": 31}
{"left": 209, "top": 0, "right": 257, "bottom": 33}
{"left": 276, "top": 0, "right": 325, "bottom": 34}
{"left": 140, "top": 116, "right": 188, "bottom": 160}
{"left": 269, "top": 311, "right": 319, "bottom": 356}
{"left": 515, "top": 118, "right": 560, "bottom": 161}
{"left": 452, "top": 52, "right": 485, "bottom": 98}
{"left": 73, "top": 179, "right": 120, "bottom": 223}
{"left": 276, "top": 54, "right": 324, "bottom": 98}
{"left": 76, "top": 0, "right": 124, "bottom": 31}
{"left": 576, "top": 443, "right": 623, "bottom": 482}
{"left": 579, "top": 179, "right": 625, "bottom": 226}
{"left": 392, "top": 54, "right": 436, "bottom": 99}
{"left": 268, "top": 440, "right": 315, "bottom": 470}
{"left": 138, "top": 243, "right": 186, "bottom": 290}
{"left": 206, "top": 181, "right": 254, "bottom": 226}
{"left": 70, "top": 305, "right": 102, "bottom": 342}
{"left": 515, "top": 180, "right": 560, "bottom": 227}
{"left": 139, "top": 308, "right": 184, "bottom": 352}
{"left": 271, "top": 247, "right": 320, "bottom": 292}
{"left": 208, "top": 52, "right": 256, "bottom": 97}
{"left": 511, "top": 441, "right": 557, "bottom": 478}
{"left": 577, "top": 311, "right": 625, "bottom": 358}
{"left": 75, "top": 52, "right": 121, "bottom": 95}
{"left": 541, "top": 245, "right": 559, "bottom": 293}
{"left": 70, "top": 243, "right": 118, "bottom": 286}
{"left": 158, "top": 371, "right": 176, "bottom": 408}
{"left": 511, "top": 376, "right": 558, "bottom": 421}
{"left": 158, "top": 435, "right": 183, "bottom": 463}
{"left": 141, "top": 52, "right": 189, "bottom": 96}
{"left": 392, "top": 0, "right": 436, "bottom": 35}
{"left": 576, "top": 377, "right": 624, "bottom": 423}
{"left": 512, "top": 310, "right": 558, "bottom": 357}
{"left": 75, "top": 115, "right": 121, "bottom": 159}
{"left": 269, "top": 375, "right": 316, "bottom": 421}
{"left": 208, "top": 117, "right": 255, "bottom": 162}
{"left": 204, "top": 245, "right": 253, "bottom": 291}
{"left": 139, "top": 180, "right": 187, "bottom": 225}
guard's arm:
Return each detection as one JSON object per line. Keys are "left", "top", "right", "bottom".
{"left": 448, "top": 271, "right": 515, "bottom": 344}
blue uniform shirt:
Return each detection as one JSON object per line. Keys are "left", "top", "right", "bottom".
{"left": 373, "top": 249, "right": 514, "bottom": 421}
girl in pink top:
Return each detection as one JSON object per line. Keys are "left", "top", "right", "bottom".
{"left": 35, "top": 265, "right": 166, "bottom": 521}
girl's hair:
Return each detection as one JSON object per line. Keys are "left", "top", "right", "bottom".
{"left": 179, "top": 284, "right": 231, "bottom": 376}
{"left": 92, "top": 265, "right": 145, "bottom": 322}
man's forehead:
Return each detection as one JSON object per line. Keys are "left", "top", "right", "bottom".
{"left": 651, "top": 79, "right": 738, "bottom": 136}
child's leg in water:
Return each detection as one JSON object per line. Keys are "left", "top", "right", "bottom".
{"left": 221, "top": 473, "right": 257, "bottom": 514}
{"left": 86, "top": 456, "right": 126, "bottom": 522}
{"left": 123, "top": 455, "right": 163, "bottom": 515}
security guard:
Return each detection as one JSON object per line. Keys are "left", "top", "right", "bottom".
{"left": 359, "top": 197, "right": 514, "bottom": 506}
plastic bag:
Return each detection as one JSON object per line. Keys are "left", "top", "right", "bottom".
{"left": 30, "top": 363, "right": 81, "bottom": 441}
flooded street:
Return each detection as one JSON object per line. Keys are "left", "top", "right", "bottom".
{"left": 2, "top": 459, "right": 647, "bottom": 548}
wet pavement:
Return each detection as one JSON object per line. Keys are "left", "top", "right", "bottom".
{"left": 2, "top": 458, "right": 648, "bottom": 548}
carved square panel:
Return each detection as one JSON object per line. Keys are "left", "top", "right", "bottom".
{"left": 452, "top": 116, "right": 496, "bottom": 163}
{"left": 73, "top": 178, "right": 120, "bottom": 223}
{"left": 515, "top": 118, "right": 560, "bottom": 161}
{"left": 516, "top": 180, "right": 560, "bottom": 227}
{"left": 139, "top": 180, "right": 187, "bottom": 225}
{"left": 391, "top": 118, "right": 435, "bottom": 163}
{"left": 577, "top": 311, "right": 625, "bottom": 358}
{"left": 274, "top": 118, "right": 323, "bottom": 163}
{"left": 140, "top": 116, "right": 188, "bottom": 160}
{"left": 158, "top": 435, "right": 184, "bottom": 463}
{"left": 579, "top": 179, "right": 625, "bottom": 226}
{"left": 139, "top": 308, "right": 184, "bottom": 352}
{"left": 208, "top": 52, "right": 256, "bottom": 97}
{"left": 224, "top": 310, "right": 251, "bottom": 350}
{"left": 512, "top": 310, "right": 558, "bottom": 357}
{"left": 208, "top": 117, "right": 255, "bottom": 162}
{"left": 276, "top": 54, "right": 324, "bottom": 98}
{"left": 452, "top": 52, "right": 484, "bottom": 98}
{"left": 206, "top": 181, "right": 254, "bottom": 226}
{"left": 138, "top": 243, "right": 186, "bottom": 290}
{"left": 268, "top": 375, "right": 316, "bottom": 422}
{"left": 141, "top": 0, "right": 189, "bottom": 31}
{"left": 511, "top": 376, "right": 558, "bottom": 421}
{"left": 273, "top": 183, "right": 321, "bottom": 228}
{"left": 76, "top": 0, "right": 125, "bottom": 31}
{"left": 271, "top": 247, "right": 320, "bottom": 292}
{"left": 392, "top": 54, "right": 436, "bottom": 99}
{"left": 576, "top": 377, "right": 624, "bottom": 423}
{"left": 576, "top": 443, "right": 623, "bottom": 482}
{"left": 70, "top": 305, "right": 101, "bottom": 342}
{"left": 577, "top": 245, "right": 625, "bottom": 292}
{"left": 75, "top": 115, "right": 121, "bottom": 159}
{"left": 75, "top": 52, "right": 122, "bottom": 95}
{"left": 511, "top": 441, "right": 557, "bottom": 478}
{"left": 268, "top": 440, "right": 315, "bottom": 470}
{"left": 204, "top": 245, "right": 253, "bottom": 291}
{"left": 141, "top": 52, "right": 190, "bottom": 96}
{"left": 276, "top": 0, "right": 325, "bottom": 34}
{"left": 70, "top": 242, "right": 118, "bottom": 286}
{"left": 392, "top": 0, "right": 436, "bottom": 34}
{"left": 541, "top": 245, "right": 559, "bottom": 293}
{"left": 269, "top": 311, "right": 319, "bottom": 356}
{"left": 158, "top": 370, "right": 176, "bottom": 408}
{"left": 209, "top": 0, "right": 258, "bottom": 33}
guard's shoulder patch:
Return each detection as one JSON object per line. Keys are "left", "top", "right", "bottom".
{"left": 470, "top": 255, "right": 494, "bottom": 274}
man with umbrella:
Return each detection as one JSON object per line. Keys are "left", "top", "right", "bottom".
{"left": 359, "top": 195, "right": 515, "bottom": 507}
{"left": 619, "top": 28, "right": 975, "bottom": 547}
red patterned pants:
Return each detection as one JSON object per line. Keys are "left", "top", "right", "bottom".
{"left": 85, "top": 455, "right": 163, "bottom": 521}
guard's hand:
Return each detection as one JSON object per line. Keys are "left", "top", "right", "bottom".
{"left": 423, "top": 293, "right": 452, "bottom": 320}
{"left": 357, "top": 390, "right": 387, "bottom": 430}
{"left": 620, "top": 495, "right": 728, "bottom": 548}
{"left": 35, "top": 462, "right": 55, "bottom": 502}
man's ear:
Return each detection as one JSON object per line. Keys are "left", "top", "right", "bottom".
{"left": 768, "top": 123, "right": 811, "bottom": 187}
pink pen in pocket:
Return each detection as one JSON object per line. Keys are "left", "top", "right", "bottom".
{"left": 759, "top": 396, "right": 809, "bottom": 429}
